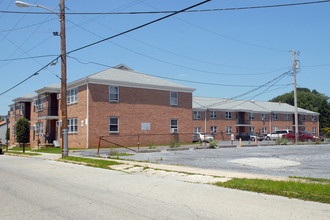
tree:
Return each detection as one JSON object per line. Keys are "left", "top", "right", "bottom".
{"left": 270, "top": 88, "right": 330, "bottom": 129}
{"left": 16, "top": 118, "right": 30, "bottom": 153}
{"left": 5, "top": 128, "right": 9, "bottom": 142}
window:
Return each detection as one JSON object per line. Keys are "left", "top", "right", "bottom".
{"left": 19, "top": 103, "right": 23, "bottom": 115}
{"left": 109, "top": 86, "right": 119, "bottom": 102}
{"left": 262, "top": 127, "right": 267, "bottom": 134}
{"left": 273, "top": 126, "right": 278, "bottom": 132}
{"left": 285, "top": 114, "right": 290, "bottom": 121}
{"left": 12, "top": 126, "right": 15, "bottom": 136}
{"left": 36, "top": 122, "right": 43, "bottom": 135}
{"left": 67, "top": 88, "right": 78, "bottom": 104}
{"left": 261, "top": 114, "right": 267, "bottom": 121}
{"left": 109, "top": 117, "right": 119, "bottom": 133}
{"left": 312, "top": 115, "right": 317, "bottom": 121}
{"left": 301, "top": 126, "right": 305, "bottom": 131}
{"left": 272, "top": 113, "right": 278, "bottom": 120}
{"left": 249, "top": 113, "right": 254, "bottom": 120}
{"left": 194, "top": 127, "right": 201, "bottom": 133}
{"left": 312, "top": 127, "right": 317, "bottom": 133}
{"left": 285, "top": 126, "right": 290, "bottom": 130}
{"left": 193, "top": 111, "right": 201, "bottom": 120}
{"left": 170, "top": 91, "right": 178, "bottom": 106}
{"left": 68, "top": 118, "right": 78, "bottom": 134}
{"left": 170, "top": 119, "right": 178, "bottom": 133}
{"left": 13, "top": 105, "right": 16, "bottom": 116}
{"left": 226, "top": 126, "right": 232, "bottom": 134}
{"left": 36, "top": 98, "right": 44, "bottom": 112}
{"left": 210, "top": 126, "right": 217, "bottom": 134}
{"left": 301, "top": 115, "right": 306, "bottom": 121}
{"left": 249, "top": 127, "right": 255, "bottom": 133}
{"left": 210, "top": 111, "right": 217, "bottom": 119}
{"left": 225, "top": 112, "right": 232, "bottom": 119}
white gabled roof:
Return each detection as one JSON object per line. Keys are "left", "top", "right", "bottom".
{"left": 12, "top": 93, "right": 37, "bottom": 102}
{"left": 35, "top": 83, "right": 61, "bottom": 94}
{"left": 68, "top": 64, "right": 195, "bottom": 93}
{"left": 193, "top": 97, "right": 319, "bottom": 115}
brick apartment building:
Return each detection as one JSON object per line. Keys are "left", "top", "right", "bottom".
{"left": 9, "top": 64, "right": 194, "bottom": 148}
{"left": 8, "top": 64, "right": 319, "bottom": 148}
{"left": 192, "top": 96, "right": 319, "bottom": 140}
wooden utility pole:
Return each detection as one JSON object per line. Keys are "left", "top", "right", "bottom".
{"left": 292, "top": 50, "right": 299, "bottom": 143}
{"left": 60, "top": 0, "right": 68, "bottom": 157}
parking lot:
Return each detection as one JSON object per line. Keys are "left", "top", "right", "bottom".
{"left": 71, "top": 143, "right": 330, "bottom": 179}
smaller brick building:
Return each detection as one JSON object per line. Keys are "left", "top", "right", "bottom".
{"left": 192, "top": 96, "right": 320, "bottom": 140}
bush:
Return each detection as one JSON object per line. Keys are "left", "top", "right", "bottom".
{"left": 16, "top": 118, "right": 30, "bottom": 153}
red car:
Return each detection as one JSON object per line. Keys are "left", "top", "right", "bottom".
{"left": 282, "top": 131, "right": 322, "bottom": 142}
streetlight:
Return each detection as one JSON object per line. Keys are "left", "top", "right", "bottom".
{"left": 15, "top": 0, "right": 68, "bottom": 157}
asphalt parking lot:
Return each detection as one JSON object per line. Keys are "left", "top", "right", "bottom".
{"left": 72, "top": 143, "right": 330, "bottom": 179}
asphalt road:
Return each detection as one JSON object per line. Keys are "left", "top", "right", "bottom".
{"left": 1, "top": 156, "right": 329, "bottom": 220}
{"left": 75, "top": 143, "right": 330, "bottom": 179}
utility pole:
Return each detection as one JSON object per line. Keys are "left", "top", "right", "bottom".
{"left": 60, "top": 0, "right": 68, "bottom": 157}
{"left": 291, "top": 49, "right": 299, "bottom": 143}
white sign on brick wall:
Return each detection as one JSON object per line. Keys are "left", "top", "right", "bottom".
{"left": 141, "top": 123, "right": 150, "bottom": 131}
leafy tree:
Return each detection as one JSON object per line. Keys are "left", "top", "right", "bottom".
{"left": 16, "top": 118, "right": 30, "bottom": 153}
{"left": 270, "top": 88, "right": 330, "bottom": 129}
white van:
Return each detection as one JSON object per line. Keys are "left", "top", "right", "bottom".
{"left": 265, "top": 130, "right": 293, "bottom": 140}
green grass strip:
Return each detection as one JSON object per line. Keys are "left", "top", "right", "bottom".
{"left": 33, "top": 148, "right": 63, "bottom": 154}
{"left": 215, "top": 178, "right": 330, "bottom": 204}
{"left": 289, "top": 176, "right": 330, "bottom": 183}
{"left": 61, "top": 156, "right": 122, "bottom": 169}
{"left": 5, "top": 151, "right": 41, "bottom": 156}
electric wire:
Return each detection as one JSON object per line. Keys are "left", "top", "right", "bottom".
{"left": 1, "top": 0, "right": 329, "bottom": 15}
{"left": 66, "top": 0, "right": 211, "bottom": 55}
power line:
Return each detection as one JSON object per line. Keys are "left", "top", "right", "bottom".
{"left": 1, "top": 1, "right": 329, "bottom": 15}
{"left": 0, "top": 56, "right": 61, "bottom": 96}
{"left": 68, "top": 55, "right": 292, "bottom": 88}
{"left": 67, "top": 0, "right": 211, "bottom": 55}
{"left": 0, "top": 54, "right": 58, "bottom": 62}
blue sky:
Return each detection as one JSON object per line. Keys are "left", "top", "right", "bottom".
{"left": 0, "top": 0, "right": 329, "bottom": 115}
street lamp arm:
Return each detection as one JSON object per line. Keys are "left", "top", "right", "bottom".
{"left": 15, "top": 1, "right": 59, "bottom": 17}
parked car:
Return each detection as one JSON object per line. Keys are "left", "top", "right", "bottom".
{"left": 265, "top": 129, "right": 292, "bottom": 140}
{"left": 193, "top": 132, "right": 214, "bottom": 142}
{"left": 236, "top": 133, "right": 264, "bottom": 141}
{"left": 282, "top": 131, "right": 322, "bottom": 142}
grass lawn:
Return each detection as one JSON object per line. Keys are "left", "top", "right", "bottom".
{"left": 5, "top": 151, "right": 41, "bottom": 156}
{"left": 60, "top": 156, "right": 122, "bottom": 169}
{"left": 215, "top": 178, "right": 330, "bottom": 204}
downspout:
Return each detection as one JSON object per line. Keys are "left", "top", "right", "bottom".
{"left": 86, "top": 82, "right": 89, "bottom": 149}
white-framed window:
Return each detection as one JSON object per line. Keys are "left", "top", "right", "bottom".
{"left": 170, "top": 119, "right": 178, "bottom": 133}
{"left": 301, "top": 115, "right": 306, "bottom": 121}
{"left": 68, "top": 118, "right": 78, "bottom": 134}
{"left": 273, "top": 126, "right": 278, "bottom": 132}
{"left": 210, "top": 111, "right": 217, "bottom": 119}
{"left": 272, "top": 113, "right": 278, "bottom": 120}
{"left": 312, "top": 115, "right": 317, "bottom": 121}
{"left": 261, "top": 114, "right": 267, "bottom": 121}
{"left": 19, "top": 103, "right": 23, "bottom": 115}
{"left": 109, "top": 117, "right": 119, "bottom": 133}
{"left": 262, "top": 127, "right": 267, "bottom": 134}
{"left": 170, "top": 91, "right": 178, "bottom": 106}
{"left": 249, "top": 127, "right": 255, "bottom": 133}
{"left": 225, "top": 112, "right": 232, "bottom": 119}
{"left": 285, "top": 114, "right": 290, "bottom": 121}
{"left": 193, "top": 111, "right": 201, "bottom": 120}
{"left": 36, "top": 98, "right": 44, "bottom": 112}
{"left": 249, "top": 113, "right": 254, "bottom": 120}
{"left": 312, "top": 127, "right": 317, "bottom": 133}
{"left": 109, "top": 86, "right": 119, "bottom": 102}
{"left": 210, "top": 126, "right": 217, "bottom": 134}
{"left": 12, "top": 126, "right": 15, "bottom": 136}
{"left": 226, "top": 126, "right": 232, "bottom": 134}
{"left": 194, "top": 127, "right": 201, "bottom": 133}
{"left": 36, "top": 122, "right": 43, "bottom": 135}
{"left": 67, "top": 87, "right": 78, "bottom": 104}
